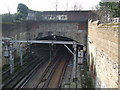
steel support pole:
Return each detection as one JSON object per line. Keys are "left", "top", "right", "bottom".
{"left": 78, "top": 49, "right": 81, "bottom": 64}
{"left": 20, "top": 46, "right": 23, "bottom": 66}
{"left": 49, "top": 44, "right": 52, "bottom": 61}
{"left": 9, "top": 43, "right": 14, "bottom": 74}
{"left": 64, "top": 44, "right": 74, "bottom": 55}
{"left": 80, "top": 50, "right": 83, "bottom": 64}
{"left": 72, "top": 44, "right": 77, "bottom": 81}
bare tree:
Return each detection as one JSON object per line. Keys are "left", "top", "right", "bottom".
{"left": 94, "top": 3, "right": 111, "bottom": 23}
{"left": 51, "top": 0, "right": 59, "bottom": 11}
{"left": 55, "top": 0, "right": 58, "bottom": 11}
{"left": 73, "top": 3, "right": 82, "bottom": 11}
{"left": 66, "top": 2, "right": 68, "bottom": 11}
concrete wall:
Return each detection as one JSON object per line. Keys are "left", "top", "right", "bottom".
{"left": 87, "top": 20, "right": 119, "bottom": 88}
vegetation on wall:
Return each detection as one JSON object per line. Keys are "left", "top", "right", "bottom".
{"left": 15, "top": 3, "right": 29, "bottom": 20}
{"left": 0, "top": 13, "right": 15, "bottom": 24}
{"left": 1, "top": 3, "right": 29, "bottom": 23}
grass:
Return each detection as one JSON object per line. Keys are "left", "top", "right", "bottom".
{"left": 2, "top": 64, "right": 9, "bottom": 71}
{"left": 86, "top": 71, "right": 94, "bottom": 88}
{"left": 80, "top": 63, "right": 95, "bottom": 88}
{"left": 0, "top": 22, "right": 15, "bottom": 24}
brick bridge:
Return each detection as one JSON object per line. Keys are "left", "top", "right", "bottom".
{"left": 3, "top": 11, "right": 97, "bottom": 47}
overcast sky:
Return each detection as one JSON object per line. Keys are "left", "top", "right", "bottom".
{"left": 0, "top": 0, "right": 101, "bottom": 14}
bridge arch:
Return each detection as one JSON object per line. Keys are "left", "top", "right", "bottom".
{"left": 33, "top": 31, "right": 86, "bottom": 46}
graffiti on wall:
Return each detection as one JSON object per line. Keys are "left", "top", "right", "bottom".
{"left": 44, "top": 15, "right": 68, "bottom": 20}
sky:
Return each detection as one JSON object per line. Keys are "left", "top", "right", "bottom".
{"left": 0, "top": 0, "right": 101, "bottom": 14}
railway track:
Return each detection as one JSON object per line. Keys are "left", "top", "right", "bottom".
{"left": 18, "top": 47, "right": 66, "bottom": 88}
{"left": 2, "top": 55, "right": 36, "bottom": 82}
{"left": 22, "top": 48, "right": 72, "bottom": 89}
{"left": 2, "top": 48, "right": 50, "bottom": 89}
{"left": 3, "top": 55, "right": 49, "bottom": 89}
{"left": 36, "top": 52, "right": 67, "bottom": 88}
{"left": 2, "top": 46, "right": 73, "bottom": 89}
{"left": 47, "top": 53, "right": 71, "bottom": 88}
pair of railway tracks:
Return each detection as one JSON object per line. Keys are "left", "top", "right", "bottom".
{"left": 2, "top": 48, "right": 51, "bottom": 88}
{"left": 2, "top": 48, "right": 50, "bottom": 82}
{"left": 2, "top": 55, "right": 49, "bottom": 89}
{"left": 34, "top": 52, "right": 69, "bottom": 88}
{"left": 2, "top": 54, "right": 36, "bottom": 82}
{"left": 24, "top": 50, "right": 72, "bottom": 89}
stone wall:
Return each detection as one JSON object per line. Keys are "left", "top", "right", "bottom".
{"left": 87, "top": 20, "right": 119, "bottom": 88}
